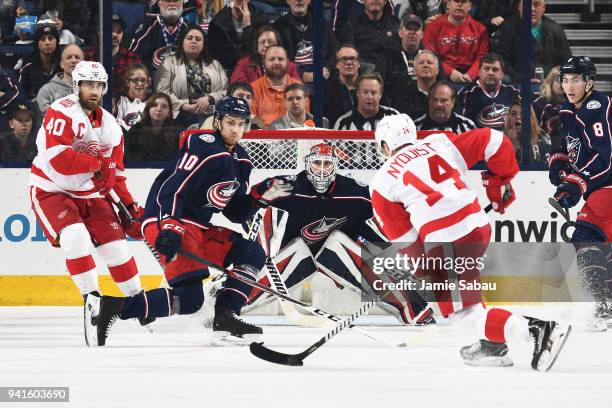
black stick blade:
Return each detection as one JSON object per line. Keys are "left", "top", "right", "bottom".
{"left": 548, "top": 197, "right": 570, "bottom": 222}
{"left": 249, "top": 342, "right": 304, "bottom": 366}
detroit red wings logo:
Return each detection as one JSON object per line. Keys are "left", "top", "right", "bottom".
{"left": 73, "top": 140, "right": 102, "bottom": 156}
{"left": 301, "top": 216, "right": 348, "bottom": 244}
{"left": 206, "top": 180, "right": 241, "bottom": 209}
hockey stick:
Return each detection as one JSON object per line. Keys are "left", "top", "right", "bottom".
{"left": 547, "top": 197, "right": 576, "bottom": 242}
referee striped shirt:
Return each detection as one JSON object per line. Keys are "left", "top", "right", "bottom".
{"left": 413, "top": 112, "right": 476, "bottom": 133}
{"left": 333, "top": 105, "right": 400, "bottom": 130}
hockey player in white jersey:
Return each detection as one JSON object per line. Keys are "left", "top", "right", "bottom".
{"left": 370, "top": 114, "right": 571, "bottom": 371}
{"left": 28, "top": 61, "right": 147, "bottom": 346}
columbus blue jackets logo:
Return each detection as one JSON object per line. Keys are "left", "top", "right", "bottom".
{"left": 206, "top": 180, "right": 240, "bottom": 209}
{"left": 566, "top": 135, "right": 581, "bottom": 163}
{"left": 477, "top": 104, "right": 508, "bottom": 129}
{"left": 301, "top": 216, "right": 348, "bottom": 244}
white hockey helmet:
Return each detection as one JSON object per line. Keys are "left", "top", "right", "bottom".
{"left": 72, "top": 61, "right": 108, "bottom": 96}
{"left": 375, "top": 114, "right": 417, "bottom": 156}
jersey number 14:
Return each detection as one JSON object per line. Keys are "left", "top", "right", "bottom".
{"left": 402, "top": 155, "right": 466, "bottom": 206}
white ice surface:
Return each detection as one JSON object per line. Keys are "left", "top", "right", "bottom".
{"left": 0, "top": 305, "right": 610, "bottom": 408}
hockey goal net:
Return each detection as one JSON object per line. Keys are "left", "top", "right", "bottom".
{"left": 239, "top": 128, "right": 383, "bottom": 316}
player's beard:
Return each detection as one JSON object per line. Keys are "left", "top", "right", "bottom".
{"left": 79, "top": 92, "right": 101, "bottom": 112}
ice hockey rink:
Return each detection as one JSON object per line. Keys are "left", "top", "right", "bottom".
{"left": 1, "top": 304, "right": 610, "bottom": 408}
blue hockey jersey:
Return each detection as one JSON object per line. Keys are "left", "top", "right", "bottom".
{"left": 456, "top": 81, "right": 521, "bottom": 130}
{"left": 262, "top": 171, "right": 373, "bottom": 254}
{"left": 143, "top": 131, "right": 254, "bottom": 226}
{"left": 558, "top": 90, "right": 612, "bottom": 195}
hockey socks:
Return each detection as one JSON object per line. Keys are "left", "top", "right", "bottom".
{"left": 120, "top": 288, "right": 174, "bottom": 319}
{"left": 215, "top": 265, "right": 257, "bottom": 314}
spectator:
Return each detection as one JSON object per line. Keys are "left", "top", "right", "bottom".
{"left": 125, "top": 92, "right": 179, "bottom": 162}
{"left": 0, "top": 0, "right": 28, "bottom": 41}
{"left": 473, "top": 0, "right": 516, "bottom": 35}
{"left": 423, "top": 0, "right": 489, "bottom": 83}
{"left": 414, "top": 79, "right": 476, "bottom": 132}
{"left": 116, "top": 63, "right": 150, "bottom": 132}
{"left": 456, "top": 52, "right": 520, "bottom": 130}
{"left": 36, "top": 44, "right": 83, "bottom": 113}
{"left": 251, "top": 45, "right": 306, "bottom": 128}
{"left": 273, "top": 0, "right": 337, "bottom": 84}
{"left": 533, "top": 65, "right": 565, "bottom": 151}
{"left": 199, "top": 81, "right": 264, "bottom": 130}
{"left": 324, "top": 44, "right": 361, "bottom": 127}
{"left": 127, "top": 0, "right": 188, "bottom": 72}
{"left": 388, "top": 49, "right": 439, "bottom": 119}
{"left": 230, "top": 25, "right": 301, "bottom": 84}
{"left": 155, "top": 24, "right": 228, "bottom": 127}
{"left": 0, "top": 107, "right": 36, "bottom": 161}
{"left": 207, "top": 0, "right": 267, "bottom": 75}
{"left": 16, "top": 23, "right": 60, "bottom": 100}
{"left": 269, "top": 82, "right": 329, "bottom": 129}
{"left": 397, "top": 0, "right": 445, "bottom": 25}
{"left": 494, "top": 0, "right": 571, "bottom": 83}
{"left": 503, "top": 98, "right": 550, "bottom": 164}
{"left": 0, "top": 63, "right": 30, "bottom": 131}
{"left": 387, "top": 14, "right": 426, "bottom": 82}
{"left": 334, "top": 72, "right": 399, "bottom": 130}
{"left": 339, "top": 0, "right": 401, "bottom": 82}
{"left": 85, "top": 14, "right": 142, "bottom": 96}
{"left": 34, "top": 1, "right": 89, "bottom": 44}
{"left": 197, "top": 0, "right": 225, "bottom": 32}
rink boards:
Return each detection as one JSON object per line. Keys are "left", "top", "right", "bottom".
{"left": 0, "top": 168, "right": 577, "bottom": 306}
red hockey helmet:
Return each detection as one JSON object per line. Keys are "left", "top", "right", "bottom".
{"left": 305, "top": 143, "right": 339, "bottom": 193}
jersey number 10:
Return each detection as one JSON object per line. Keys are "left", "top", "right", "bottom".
{"left": 402, "top": 155, "right": 467, "bottom": 206}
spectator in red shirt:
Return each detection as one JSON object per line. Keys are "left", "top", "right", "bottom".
{"left": 85, "top": 14, "right": 142, "bottom": 96}
{"left": 423, "top": 0, "right": 489, "bottom": 83}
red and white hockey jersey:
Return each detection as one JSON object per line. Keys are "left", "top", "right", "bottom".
{"left": 370, "top": 128, "right": 518, "bottom": 243}
{"left": 29, "top": 94, "right": 132, "bottom": 202}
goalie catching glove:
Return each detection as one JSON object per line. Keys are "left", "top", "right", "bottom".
{"left": 481, "top": 171, "right": 516, "bottom": 214}
{"left": 250, "top": 176, "right": 295, "bottom": 207}
{"left": 155, "top": 218, "right": 185, "bottom": 262}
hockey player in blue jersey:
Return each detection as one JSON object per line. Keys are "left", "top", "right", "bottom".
{"left": 244, "top": 142, "right": 432, "bottom": 325}
{"left": 549, "top": 56, "right": 612, "bottom": 330}
{"left": 86, "top": 96, "right": 294, "bottom": 346}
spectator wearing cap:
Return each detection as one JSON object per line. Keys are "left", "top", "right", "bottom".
{"left": 0, "top": 62, "right": 30, "bottom": 129}
{"left": 34, "top": 1, "right": 90, "bottom": 44}
{"left": 85, "top": 14, "right": 142, "bottom": 96}
{"left": 339, "top": 0, "right": 401, "bottom": 82}
{"left": 0, "top": 107, "right": 36, "bottom": 161}
{"left": 126, "top": 0, "right": 189, "bottom": 72}
{"left": 414, "top": 79, "right": 476, "bottom": 132}
{"left": 388, "top": 49, "right": 440, "bottom": 119}
{"left": 423, "top": 0, "right": 489, "bottom": 83}
{"left": 36, "top": 44, "right": 83, "bottom": 113}
{"left": 15, "top": 22, "right": 60, "bottom": 100}
{"left": 207, "top": 0, "right": 267, "bottom": 75}
{"left": 387, "top": 14, "right": 430, "bottom": 82}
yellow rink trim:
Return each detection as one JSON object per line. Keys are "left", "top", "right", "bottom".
{"left": 0, "top": 275, "right": 566, "bottom": 306}
{"left": 0, "top": 275, "right": 166, "bottom": 306}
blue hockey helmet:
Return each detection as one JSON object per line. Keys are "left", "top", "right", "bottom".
{"left": 559, "top": 56, "right": 596, "bottom": 83}
{"left": 214, "top": 96, "right": 251, "bottom": 125}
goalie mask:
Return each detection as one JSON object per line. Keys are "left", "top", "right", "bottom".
{"left": 72, "top": 61, "right": 108, "bottom": 96}
{"left": 305, "top": 143, "right": 338, "bottom": 194}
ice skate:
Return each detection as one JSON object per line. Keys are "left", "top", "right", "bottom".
{"left": 528, "top": 317, "right": 572, "bottom": 372}
{"left": 200, "top": 274, "right": 226, "bottom": 328}
{"left": 97, "top": 296, "right": 124, "bottom": 346}
{"left": 460, "top": 339, "right": 514, "bottom": 367}
{"left": 84, "top": 292, "right": 101, "bottom": 347}
{"left": 212, "top": 308, "right": 263, "bottom": 346}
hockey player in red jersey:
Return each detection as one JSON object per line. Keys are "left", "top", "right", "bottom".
{"left": 243, "top": 143, "right": 433, "bottom": 326}
{"left": 88, "top": 96, "right": 294, "bottom": 346}
{"left": 28, "top": 61, "right": 146, "bottom": 346}
{"left": 370, "top": 114, "right": 571, "bottom": 371}
{"left": 550, "top": 56, "right": 612, "bottom": 330}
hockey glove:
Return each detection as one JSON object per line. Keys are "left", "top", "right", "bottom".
{"left": 481, "top": 171, "right": 516, "bottom": 214}
{"left": 93, "top": 154, "right": 117, "bottom": 193}
{"left": 548, "top": 153, "right": 572, "bottom": 186}
{"left": 155, "top": 218, "right": 185, "bottom": 262}
{"left": 554, "top": 173, "right": 587, "bottom": 208}
{"left": 250, "top": 176, "right": 295, "bottom": 207}
{"left": 119, "top": 202, "right": 144, "bottom": 240}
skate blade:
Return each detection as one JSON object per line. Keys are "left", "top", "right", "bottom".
{"left": 463, "top": 355, "right": 514, "bottom": 367}
{"left": 537, "top": 324, "right": 572, "bottom": 372}
{"left": 211, "top": 331, "right": 263, "bottom": 346}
